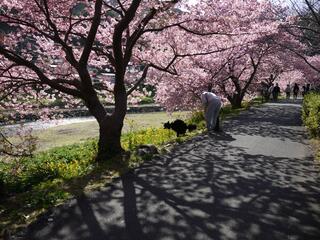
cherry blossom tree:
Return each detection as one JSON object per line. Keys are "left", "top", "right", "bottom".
{"left": 3, "top": 0, "right": 263, "bottom": 158}
{"left": 153, "top": 0, "right": 299, "bottom": 109}
{"left": 1, "top": 0, "right": 310, "bottom": 160}
{"left": 0, "top": 0, "right": 209, "bottom": 159}
{"left": 279, "top": 0, "right": 320, "bottom": 86}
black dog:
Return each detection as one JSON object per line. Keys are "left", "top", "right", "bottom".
{"left": 164, "top": 119, "right": 197, "bottom": 137}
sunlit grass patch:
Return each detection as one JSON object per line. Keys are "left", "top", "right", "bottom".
{"left": 122, "top": 127, "right": 176, "bottom": 150}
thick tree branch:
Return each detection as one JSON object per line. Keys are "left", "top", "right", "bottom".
{"left": 124, "top": 8, "right": 157, "bottom": 66}
{"left": 79, "top": 0, "right": 103, "bottom": 67}
{"left": 116, "top": 0, "right": 127, "bottom": 14}
{"left": 0, "top": 47, "right": 83, "bottom": 98}
{"left": 113, "top": 0, "right": 142, "bottom": 76}
{"left": 304, "top": 0, "right": 320, "bottom": 27}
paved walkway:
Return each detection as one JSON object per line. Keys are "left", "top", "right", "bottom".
{"left": 21, "top": 102, "right": 320, "bottom": 240}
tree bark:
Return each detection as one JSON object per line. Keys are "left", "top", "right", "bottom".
{"left": 84, "top": 88, "right": 126, "bottom": 160}
{"left": 97, "top": 115, "right": 125, "bottom": 160}
{"left": 228, "top": 94, "right": 243, "bottom": 109}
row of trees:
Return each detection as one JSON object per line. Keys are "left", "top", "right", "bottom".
{"left": 0, "top": 0, "right": 319, "bottom": 159}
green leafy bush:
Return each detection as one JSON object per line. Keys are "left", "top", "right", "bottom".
{"left": 122, "top": 127, "right": 176, "bottom": 150}
{"left": 0, "top": 169, "right": 5, "bottom": 195}
{"left": 48, "top": 98, "right": 66, "bottom": 108}
{"left": 0, "top": 125, "right": 178, "bottom": 199}
{"left": 0, "top": 139, "right": 97, "bottom": 195}
{"left": 187, "top": 111, "right": 205, "bottom": 125}
{"left": 139, "top": 96, "right": 155, "bottom": 104}
{"left": 302, "top": 92, "right": 320, "bottom": 138}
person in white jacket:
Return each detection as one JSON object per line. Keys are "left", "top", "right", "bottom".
{"left": 201, "top": 89, "right": 222, "bottom": 131}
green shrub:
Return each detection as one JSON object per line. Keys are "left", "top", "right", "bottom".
{"left": 48, "top": 98, "right": 66, "bottom": 108}
{"left": 0, "top": 139, "right": 98, "bottom": 195}
{"left": 139, "top": 97, "right": 155, "bottom": 104}
{"left": 122, "top": 127, "right": 176, "bottom": 150}
{"left": 0, "top": 126, "right": 178, "bottom": 199}
{"left": 26, "top": 180, "right": 70, "bottom": 208}
{"left": 302, "top": 92, "right": 320, "bottom": 138}
{"left": 187, "top": 111, "right": 205, "bottom": 125}
{"left": 0, "top": 169, "right": 6, "bottom": 195}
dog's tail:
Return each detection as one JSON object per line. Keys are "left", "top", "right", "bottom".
{"left": 187, "top": 124, "right": 197, "bottom": 132}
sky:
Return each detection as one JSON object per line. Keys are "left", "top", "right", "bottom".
{"left": 187, "top": 0, "right": 301, "bottom": 7}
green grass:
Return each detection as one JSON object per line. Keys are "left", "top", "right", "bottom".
{"left": 7, "top": 111, "right": 190, "bottom": 151}
{"left": 0, "top": 99, "right": 260, "bottom": 234}
{"left": 220, "top": 98, "right": 261, "bottom": 121}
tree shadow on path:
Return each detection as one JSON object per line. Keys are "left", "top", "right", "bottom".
{"left": 23, "top": 102, "right": 320, "bottom": 240}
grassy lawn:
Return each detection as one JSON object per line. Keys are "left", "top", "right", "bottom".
{"left": 8, "top": 111, "right": 190, "bottom": 151}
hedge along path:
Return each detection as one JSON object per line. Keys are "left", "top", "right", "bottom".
{"left": 302, "top": 92, "right": 320, "bottom": 138}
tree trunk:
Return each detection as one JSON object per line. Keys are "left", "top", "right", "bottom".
{"left": 97, "top": 115, "right": 125, "bottom": 160}
{"left": 83, "top": 90, "right": 127, "bottom": 161}
{"left": 96, "top": 72, "right": 127, "bottom": 160}
{"left": 228, "top": 94, "right": 243, "bottom": 109}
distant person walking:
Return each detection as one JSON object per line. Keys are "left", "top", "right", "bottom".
{"left": 293, "top": 83, "right": 299, "bottom": 100}
{"left": 201, "top": 87, "right": 222, "bottom": 132}
{"left": 302, "top": 85, "right": 306, "bottom": 97}
{"left": 268, "top": 84, "right": 274, "bottom": 101}
{"left": 285, "top": 84, "right": 291, "bottom": 100}
{"left": 260, "top": 83, "right": 269, "bottom": 103}
{"left": 306, "top": 83, "right": 311, "bottom": 94}
{"left": 272, "top": 83, "right": 281, "bottom": 101}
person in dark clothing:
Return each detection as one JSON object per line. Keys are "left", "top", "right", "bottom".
{"left": 272, "top": 83, "right": 281, "bottom": 101}
{"left": 293, "top": 83, "right": 299, "bottom": 100}
{"left": 302, "top": 85, "right": 306, "bottom": 97}
{"left": 306, "top": 83, "right": 311, "bottom": 93}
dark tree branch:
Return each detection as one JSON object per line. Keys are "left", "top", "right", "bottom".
{"left": 0, "top": 47, "right": 83, "bottom": 98}
{"left": 126, "top": 65, "right": 149, "bottom": 96}
{"left": 105, "top": 3, "right": 124, "bottom": 17}
{"left": 124, "top": 8, "right": 157, "bottom": 66}
{"left": 116, "top": 0, "right": 127, "bottom": 14}
{"left": 0, "top": 81, "right": 36, "bottom": 101}
{"left": 113, "top": 0, "right": 142, "bottom": 77}
{"left": 278, "top": 42, "right": 320, "bottom": 73}
{"left": 79, "top": 0, "right": 103, "bottom": 67}
{"left": 304, "top": 0, "right": 320, "bottom": 27}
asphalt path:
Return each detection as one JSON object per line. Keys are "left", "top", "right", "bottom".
{"left": 18, "top": 101, "right": 320, "bottom": 240}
